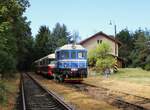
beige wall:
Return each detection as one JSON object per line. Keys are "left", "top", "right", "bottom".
{"left": 81, "top": 35, "right": 118, "bottom": 56}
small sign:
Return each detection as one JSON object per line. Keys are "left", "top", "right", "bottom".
{"left": 72, "top": 44, "right": 76, "bottom": 49}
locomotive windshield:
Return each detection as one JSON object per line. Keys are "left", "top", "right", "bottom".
{"left": 61, "top": 51, "right": 69, "bottom": 59}
{"left": 71, "top": 51, "right": 76, "bottom": 59}
{"left": 71, "top": 50, "right": 87, "bottom": 59}
{"left": 57, "top": 50, "right": 87, "bottom": 59}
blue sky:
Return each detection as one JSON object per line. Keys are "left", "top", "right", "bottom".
{"left": 24, "top": 0, "right": 150, "bottom": 40}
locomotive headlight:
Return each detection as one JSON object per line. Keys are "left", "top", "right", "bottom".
{"left": 64, "top": 63, "right": 68, "bottom": 67}
{"left": 64, "top": 64, "right": 67, "bottom": 67}
{"left": 59, "top": 62, "right": 63, "bottom": 67}
{"left": 79, "top": 63, "right": 85, "bottom": 68}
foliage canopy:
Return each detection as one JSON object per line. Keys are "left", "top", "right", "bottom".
{"left": 88, "top": 43, "right": 116, "bottom": 71}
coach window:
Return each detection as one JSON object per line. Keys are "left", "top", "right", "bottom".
{"left": 43, "top": 60, "right": 45, "bottom": 65}
{"left": 44, "top": 59, "right": 46, "bottom": 65}
{"left": 46, "top": 59, "right": 49, "bottom": 64}
{"left": 48, "top": 59, "right": 51, "bottom": 64}
{"left": 71, "top": 51, "right": 76, "bottom": 59}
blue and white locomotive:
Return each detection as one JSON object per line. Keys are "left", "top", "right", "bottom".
{"left": 55, "top": 44, "right": 88, "bottom": 82}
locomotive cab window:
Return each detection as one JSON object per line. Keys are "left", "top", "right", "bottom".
{"left": 61, "top": 51, "right": 69, "bottom": 59}
{"left": 71, "top": 51, "right": 76, "bottom": 59}
{"left": 56, "top": 52, "right": 60, "bottom": 59}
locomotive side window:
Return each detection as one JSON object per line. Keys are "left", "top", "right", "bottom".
{"left": 71, "top": 51, "right": 76, "bottom": 59}
{"left": 78, "top": 51, "right": 86, "bottom": 59}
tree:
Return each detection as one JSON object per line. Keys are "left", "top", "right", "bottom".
{"left": 116, "top": 28, "right": 150, "bottom": 70}
{"left": 70, "top": 31, "right": 81, "bottom": 44}
{"left": 116, "top": 29, "right": 133, "bottom": 66}
{"left": 34, "top": 26, "right": 52, "bottom": 59}
{"left": 34, "top": 23, "right": 71, "bottom": 61}
{"left": 130, "top": 30, "right": 150, "bottom": 69}
{"left": 0, "top": 0, "right": 32, "bottom": 76}
{"left": 52, "top": 23, "right": 70, "bottom": 47}
{"left": 88, "top": 43, "right": 116, "bottom": 72}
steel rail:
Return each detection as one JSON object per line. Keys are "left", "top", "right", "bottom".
{"left": 21, "top": 73, "right": 26, "bottom": 110}
{"left": 21, "top": 73, "right": 74, "bottom": 110}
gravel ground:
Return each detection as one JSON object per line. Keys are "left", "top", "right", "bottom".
{"left": 31, "top": 73, "right": 120, "bottom": 110}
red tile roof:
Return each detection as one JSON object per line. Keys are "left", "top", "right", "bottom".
{"left": 79, "top": 31, "right": 122, "bottom": 45}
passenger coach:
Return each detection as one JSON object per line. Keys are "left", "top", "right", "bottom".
{"left": 34, "top": 53, "right": 55, "bottom": 78}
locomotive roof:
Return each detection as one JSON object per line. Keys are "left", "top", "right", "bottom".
{"left": 56, "top": 44, "right": 86, "bottom": 51}
{"left": 34, "top": 53, "right": 55, "bottom": 63}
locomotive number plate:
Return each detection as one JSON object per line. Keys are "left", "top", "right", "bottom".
{"left": 71, "top": 68, "right": 78, "bottom": 71}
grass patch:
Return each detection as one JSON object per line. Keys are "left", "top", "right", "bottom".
{"left": 89, "top": 68, "right": 150, "bottom": 85}
{"left": 113, "top": 68, "right": 150, "bottom": 77}
{"left": 85, "top": 68, "right": 150, "bottom": 98}
{"left": 88, "top": 68, "right": 150, "bottom": 85}
{"left": 111, "top": 68, "right": 150, "bottom": 84}
{"left": 0, "top": 73, "right": 20, "bottom": 110}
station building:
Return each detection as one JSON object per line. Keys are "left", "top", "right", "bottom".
{"left": 79, "top": 31, "right": 123, "bottom": 67}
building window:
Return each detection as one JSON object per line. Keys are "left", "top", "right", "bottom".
{"left": 97, "top": 40, "right": 102, "bottom": 44}
{"left": 100, "top": 40, "right": 102, "bottom": 43}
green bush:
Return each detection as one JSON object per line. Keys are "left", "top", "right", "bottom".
{"left": 0, "top": 51, "right": 16, "bottom": 78}
{"left": 96, "top": 56, "right": 116, "bottom": 71}
{"left": 144, "top": 64, "right": 150, "bottom": 71}
{"left": 88, "top": 42, "right": 116, "bottom": 72}
{"left": 88, "top": 49, "right": 97, "bottom": 66}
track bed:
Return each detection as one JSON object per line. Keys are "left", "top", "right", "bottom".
{"left": 21, "top": 73, "right": 73, "bottom": 110}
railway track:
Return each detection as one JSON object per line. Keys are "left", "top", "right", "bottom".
{"left": 65, "top": 82, "right": 150, "bottom": 110}
{"left": 20, "top": 73, "right": 73, "bottom": 110}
